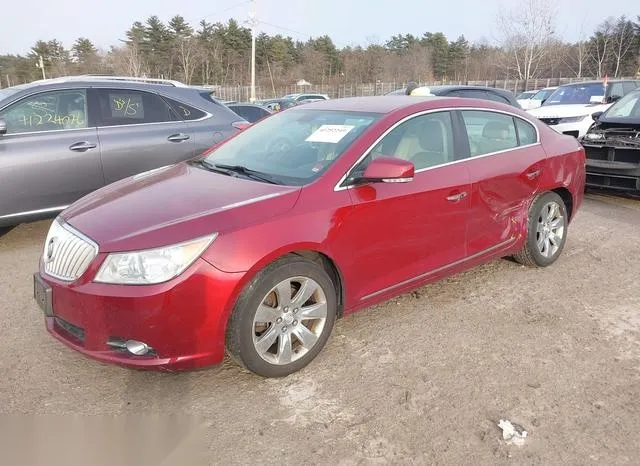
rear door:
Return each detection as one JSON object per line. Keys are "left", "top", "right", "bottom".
{"left": 0, "top": 88, "right": 103, "bottom": 219}
{"left": 89, "top": 88, "right": 196, "bottom": 184}
{"left": 456, "top": 109, "right": 545, "bottom": 256}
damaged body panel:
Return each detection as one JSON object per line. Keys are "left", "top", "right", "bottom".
{"left": 581, "top": 90, "right": 640, "bottom": 192}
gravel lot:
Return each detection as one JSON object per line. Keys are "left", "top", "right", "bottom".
{"left": 1, "top": 191, "right": 639, "bottom": 465}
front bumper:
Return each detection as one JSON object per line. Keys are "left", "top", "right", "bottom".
{"left": 584, "top": 143, "right": 640, "bottom": 192}
{"left": 36, "top": 256, "right": 245, "bottom": 371}
{"left": 544, "top": 120, "right": 592, "bottom": 138}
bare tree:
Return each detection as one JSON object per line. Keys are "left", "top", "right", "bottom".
{"left": 496, "top": 0, "right": 558, "bottom": 80}
{"left": 589, "top": 18, "right": 614, "bottom": 78}
{"left": 611, "top": 17, "right": 635, "bottom": 77}
{"left": 111, "top": 43, "right": 146, "bottom": 76}
{"left": 563, "top": 19, "right": 589, "bottom": 77}
{"left": 177, "top": 37, "right": 199, "bottom": 84}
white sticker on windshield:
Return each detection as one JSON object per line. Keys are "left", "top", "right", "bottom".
{"left": 305, "top": 125, "right": 355, "bottom": 143}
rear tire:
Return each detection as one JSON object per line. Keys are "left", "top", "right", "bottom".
{"left": 513, "top": 191, "right": 568, "bottom": 267}
{"left": 225, "top": 255, "right": 337, "bottom": 377}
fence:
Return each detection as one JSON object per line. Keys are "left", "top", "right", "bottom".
{"left": 209, "top": 76, "right": 632, "bottom": 102}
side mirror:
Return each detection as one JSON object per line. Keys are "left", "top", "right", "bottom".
{"left": 540, "top": 99, "right": 547, "bottom": 106}
{"left": 0, "top": 118, "right": 7, "bottom": 135}
{"left": 606, "top": 95, "right": 621, "bottom": 104}
{"left": 357, "top": 156, "right": 415, "bottom": 184}
{"left": 592, "top": 111, "right": 604, "bottom": 122}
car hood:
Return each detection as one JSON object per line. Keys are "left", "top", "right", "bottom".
{"left": 61, "top": 163, "right": 302, "bottom": 252}
{"left": 528, "top": 103, "right": 611, "bottom": 118}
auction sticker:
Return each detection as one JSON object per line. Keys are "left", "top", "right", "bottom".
{"left": 306, "top": 125, "right": 355, "bottom": 143}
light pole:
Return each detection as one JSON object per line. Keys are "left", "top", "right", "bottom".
{"left": 247, "top": 0, "right": 258, "bottom": 102}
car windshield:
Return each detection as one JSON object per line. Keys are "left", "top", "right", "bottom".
{"left": 203, "top": 109, "right": 381, "bottom": 186}
{"left": 532, "top": 89, "right": 554, "bottom": 101}
{"left": 602, "top": 90, "right": 640, "bottom": 119}
{"left": 517, "top": 91, "right": 535, "bottom": 99}
{"left": 542, "top": 83, "right": 606, "bottom": 106}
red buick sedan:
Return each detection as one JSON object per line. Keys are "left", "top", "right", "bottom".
{"left": 33, "top": 96, "right": 586, "bottom": 377}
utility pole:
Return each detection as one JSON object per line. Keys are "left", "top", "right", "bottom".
{"left": 36, "top": 55, "right": 46, "bottom": 80}
{"left": 247, "top": 0, "right": 258, "bottom": 102}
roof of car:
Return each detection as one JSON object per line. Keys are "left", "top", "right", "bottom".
{"left": 294, "top": 95, "right": 459, "bottom": 113}
{"left": 558, "top": 79, "right": 633, "bottom": 87}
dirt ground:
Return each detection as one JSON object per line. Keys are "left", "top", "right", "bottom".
{"left": 0, "top": 191, "right": 639, "bottom": 465}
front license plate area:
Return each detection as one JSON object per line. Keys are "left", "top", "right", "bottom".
{"left": 33, "top": 273, "right": 53, "bottom": 317}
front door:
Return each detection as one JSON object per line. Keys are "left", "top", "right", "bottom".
{"left": 335, "top": 111, "right": 470, "bottom": 303}
{"left": 89, "top": 88, "right": 196, "bottom": 184}
{"left": 457, "top": 109, "right": 545, "bottom": 255}
{"left": 0, "top": 88, "right": 103, "bottom": 219}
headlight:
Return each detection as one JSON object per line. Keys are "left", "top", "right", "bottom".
{"left": 94, "top": 234, "right": 217, "bottom": 285}
{"left": 559, "top": 115, "right": 588, "bottom": 123}
{"left": 584, "top": 132, "right": 605, "bottom": 140}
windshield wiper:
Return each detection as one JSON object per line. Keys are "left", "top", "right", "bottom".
{"left": 213, "top": 163, "right": 281, "bottom": 184}
{"left": 190, "top": 159, "right": 236, "bottom": 176}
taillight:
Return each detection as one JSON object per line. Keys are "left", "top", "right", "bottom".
{"left": 232, "top": 121, "right": 251, "bottom": 130}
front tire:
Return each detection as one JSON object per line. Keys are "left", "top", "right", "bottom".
{"left": 513, "top": 191, "right": 568, "bottom": 267}
{"left": 225, "top": 255, "right": 337, "bottom": 377}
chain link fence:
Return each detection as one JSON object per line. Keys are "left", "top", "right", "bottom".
{"left": 209, "top": 76, "right": 633, "bottom": 102}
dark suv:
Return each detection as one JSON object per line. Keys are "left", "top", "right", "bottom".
{"left": 385, "top": 85, "right": 521, "bottom": 108}
{"left": 0, "top": 76, "right": 247, "bottom": 228}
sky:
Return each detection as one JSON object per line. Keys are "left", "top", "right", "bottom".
{"left": 1, "top": 0, "right": 638, "bottom": 55}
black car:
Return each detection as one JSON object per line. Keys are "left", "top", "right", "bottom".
{"left": 227, "top": 103, "right": 273, "bottom": 123}
{"left": 581, "top": 89, "right": 640, "bottom": 192}
{"left": 385, "top": 85, "right": 521, "bottom": 108}
{"left": 255, "top": 98, "right": 298, "bottom": 112}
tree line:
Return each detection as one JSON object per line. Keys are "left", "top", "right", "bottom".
{"left": 1, "top": 0, "right": 639, "bottom": 90}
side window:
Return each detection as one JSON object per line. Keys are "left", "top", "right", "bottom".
{"left": 461, "top": 110, "right": 518, "bottom": 157}
{"left": 163, "top": 97, "right": 207, "bottom": 121}
{"left": 481, "top": 91, "right": 511, "bottom": 105}
{"left": 447, "top": 89, "right": 486, "bottom": 100}
{"left": 92, "top": 89, "right": 179, "bottom": 127}
{"left": 515, "top": 118, "right": 537, "bottom": 145}
{"left": 353, "top": 111, "right": 455, "bottom": 176}
{"left": 622, "top": 82, "right": 637, "bottom": 94}
{"left": 0, "top": 90, "right": 87, "bottom": 134}
{"left": 230, "top": 105, "right": 264, "bottom": 123}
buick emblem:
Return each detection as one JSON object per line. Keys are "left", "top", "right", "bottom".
{"left": 45, "top": 237, "right": 57, "bottom": 263}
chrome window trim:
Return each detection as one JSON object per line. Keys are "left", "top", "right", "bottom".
{"left": 333, "top": 106, "right": 541, "bottom": 192}
{"left": 0, "top": 87, "right": 90, "bottom": 136}
{"left": 0, "top": 205, "right": 69, "bottom": 220}
{"left": 92, "top": 88, "right": 213, "bottom": 126}
{"left": 0, "top": 86, "right": 213, "bottom": 136}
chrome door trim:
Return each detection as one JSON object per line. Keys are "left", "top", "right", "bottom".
{"left": 360, "top": 236, "right": 516, "bottom": 301}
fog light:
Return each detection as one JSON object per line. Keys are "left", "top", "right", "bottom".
{"left": 125, "top": 340, "right": 150, "bottom": 356}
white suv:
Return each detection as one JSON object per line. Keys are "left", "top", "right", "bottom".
{"left": 528, "top": 80, "right": 640, "bottom": 138}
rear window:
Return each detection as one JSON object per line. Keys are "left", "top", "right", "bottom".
{"left": 163, "top": 97, "right": 207, "bottom": 121}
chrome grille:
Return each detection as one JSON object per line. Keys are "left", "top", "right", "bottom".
{"left": 43, "top": 219, "right": 98, "bottom": 281}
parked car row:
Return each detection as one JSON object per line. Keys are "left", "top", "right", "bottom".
{"left": 0, "top": 75, "right": 249, "bottom": 228}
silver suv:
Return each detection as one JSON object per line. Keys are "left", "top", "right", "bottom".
{"left": 0, "top": 76, "right": 247, "bottom": 228}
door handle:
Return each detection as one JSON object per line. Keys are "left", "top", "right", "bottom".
{"left": 525, "top": 169, "right": 541, "bottom": 180}
{"left": 69, "top": 141, "right": 97, "bottom": 152}
{"left": 167, "top": 133, "right": 190, "bottom": 142}
{"left": 446, "top": 191, "right": 468, "bottom": 202}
